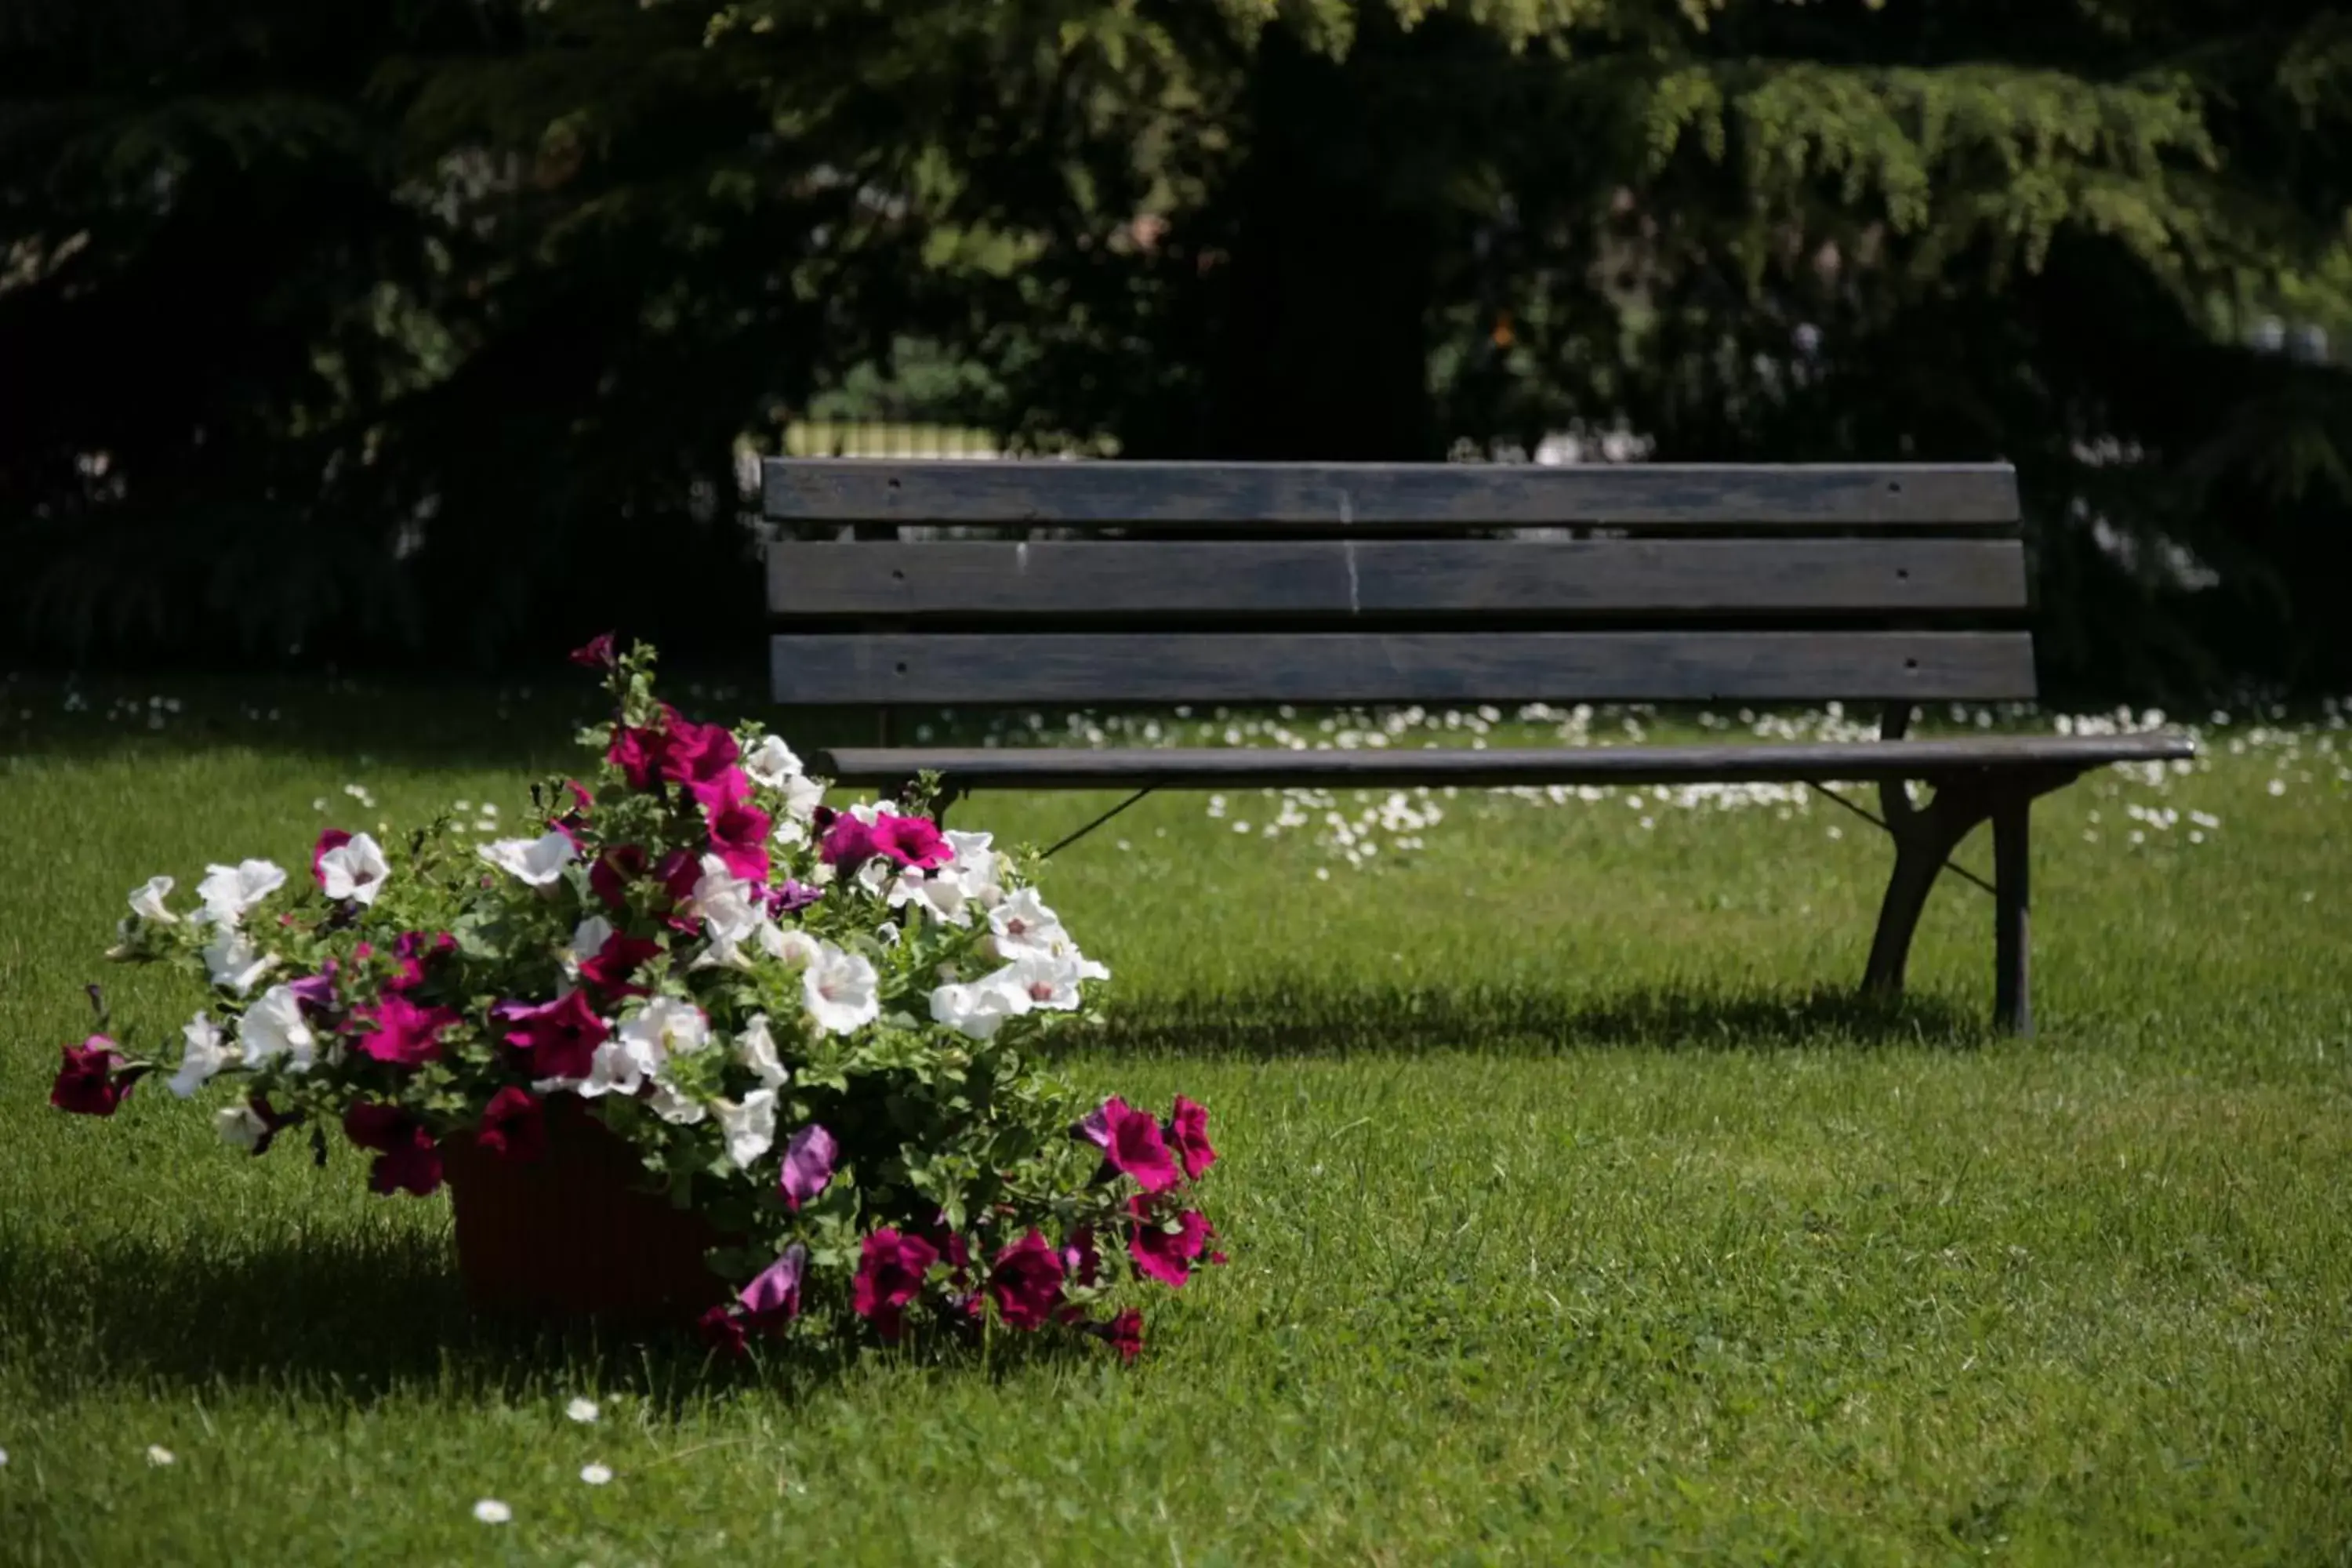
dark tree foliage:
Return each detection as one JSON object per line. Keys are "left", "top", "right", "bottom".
{"left": 3, "top": 0, "right": 2348, "bottom": 695}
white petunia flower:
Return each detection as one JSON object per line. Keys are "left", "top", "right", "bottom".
{"left": 622, "top": 996, "right": 711, "bottom": 1062}
{"left": 575, "top": 1038, "right": 650, "bottom": 1098}
{"left": 566, "top": 915, "right": 615, "bottom": 978}
{"left": 201, "top": 927, "right": 276, "bottom": 996}
{"left": 473, "top": 1500, "right": 511, "bottom": 1525}
{"left": 733, "top": 1014, "right": 789, "bottom": 1089}
{"left": 742, "top": 734, "right": 804, "bottom": 790}
{"left": 565, "top": 1398, "right": 600, "bottom": 1424}
{"left": 888, "top": 869, "right": 971, "bottom": 927}
{"left": 129, "top": 874, "right": 178, "bottom": 924}
{"left": 928, "top": 971, "right": 1033, "bottom": 1040}
{"left": 239, "top": 985, "right": 316, "bottom": 1071}
{"left": 215, "top": 1102, "right": 269, "bottom": 1150}
{"left": 644, "top": 1076, "right": 708, "bottom": 1127}
{"left": 986, "top": 887, "right": 1065, "bottom": 962}
{"left": 713, "top": 1088, "right": 778, "bottom": 1167}
{"left": 317, "top": 832, "right": 390, "bottom": 906}
{"left": 1002, "top": 953, "right": 1092, "bottom": 1012}
{"left": 196, "top": 858, "right": 286, "bottom": 925}
{"left": 168, "top": 1013, "right": 233, "bottom": 1098}
{"left": 779, "top": 772, "right": 824, "bottom": 822}
{"left": 802, "top": 942, "right": 880, "bottom": 1035}
{"left": 759, "top": 925, "right": 818, "bottom": 971}
{"left": 476, "top": 832, "right": 577, "bottom": 887}
{"left": 690, "top": 855, "right": 764, "bottom": 945}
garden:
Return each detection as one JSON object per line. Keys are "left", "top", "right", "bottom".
{"left": 3, "top": 659, "right": 2347, "bottom": 1563}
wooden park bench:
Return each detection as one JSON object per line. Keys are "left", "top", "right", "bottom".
{"left": 761, "top": 459, "right": 2194, "bottom": 1033}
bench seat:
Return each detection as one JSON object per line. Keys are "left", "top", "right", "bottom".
{"left": 815, "top": 734, "right": 2194, "bottom": 791}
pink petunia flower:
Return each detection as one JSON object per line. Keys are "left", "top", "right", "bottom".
{"left": 342, "top": 1102, "right": 442, "bottom": 1196}
{"left": 872, "top": 813, "right": 953, "bottom": 870}
{"left": 852, "top": 1229, "right": 939, "bottom": 1341}
{"left": 987, "top": 1230, "right": 1066, "bottom": 1331}
{"left": 705, "top": 793, "right": 772, "bottom": 884}
{"left": 386, "top": 930, "right": 455, "bottom": 993}
{"left": 1062, "top": 1226, "right": 1102, "bottom": 1287}
{"left": 49, "top": 1036, "right": 135, "bottom": 1116}
{"left": 739, "top": 1243, "right": 808, "bottom": 1323}
{"left": 589, "top": 844, "right": 648, "bottom": 912}
{"left": 493, "top": 991, "right": 609, "bottom": 1081}
{"left": 1093, "top": 1098, "right": 1180, "bottom": 1193}
{"left": 695, "top": 1303, "right": 750, "bottom": 1359}
{"left": 779, "top": 1124, "right": 837, "bottom": 1211}
{"left": 576, "top": 931, "right": 663, "bottom": 1001}
{"left": 569, "top": 632, "right": 617, "bottom": 669}
{"left": 1101, "top": 1308, "right": 1144, "bottom": 1363}
{"left": 660, "top": 717, "right": 742, "bottom": 805}
{"left": 351, "top": 993, "right": 462, "bottom": 1069}
{"left": 476, "top": 1087, "right": 546, "bottom": 1163}
{"left": 1127, "top": 1198, "right": 1210, "bottom": 1288}
{"left": 1167, "top": 1095, "right": 1216, "bottom": 1180}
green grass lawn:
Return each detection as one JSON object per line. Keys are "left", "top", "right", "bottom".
{"left": 2, "top": 681, "right": 2349, "bottom": 1564}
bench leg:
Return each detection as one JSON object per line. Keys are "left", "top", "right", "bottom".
{"left": 1860, "top": 775, "right": 1988, "bottom": 1000}
{"left": 1991, "top": 789, "right": 2032, "bottom": 1036}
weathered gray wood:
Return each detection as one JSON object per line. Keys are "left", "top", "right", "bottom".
{"left": 811, "top": 735, "right": 2193, "bottom": 789}
{"left": 771, "top": 631, "right": 2038, "bottom": 706}
{"left": 1993, "top": 789, "right": 2033, "bottom": 1035}
{"left": 767, "top": 539, "right": 2029, "bottom": 617}
{"left": 763, "top": 459, "right": 2021, "bottom": 529}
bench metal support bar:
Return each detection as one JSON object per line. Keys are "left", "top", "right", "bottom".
{"left": 1040, "top": 787, "right": 1157, "bottom": 861}
{"left": 1992, "top": 786, "right": 2033, "bottom": 1036}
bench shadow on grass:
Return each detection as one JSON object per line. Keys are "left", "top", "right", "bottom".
{"left": 1079, "top": 978, "right": 1984, "bottom": 1058}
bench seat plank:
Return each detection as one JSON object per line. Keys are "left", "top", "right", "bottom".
{"left": 815, "top": 735, "right": 2195, "bottom": 790}
{"left": 768, "top": 539, "right": 2028, "bottom": 617}
{"left": 764, "top": 459, "right": 2021, "bottom": 529}
{"left": 771, "top": 631, "right": 2038, "bottom": 705}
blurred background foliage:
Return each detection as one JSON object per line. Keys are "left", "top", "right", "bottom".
{"left": 2, "top": 0, "right": 2350, "bottom": 697}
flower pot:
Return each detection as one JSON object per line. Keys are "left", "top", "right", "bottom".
{"left": 441, "top": 1096, "right": 728, "bottom": 1323}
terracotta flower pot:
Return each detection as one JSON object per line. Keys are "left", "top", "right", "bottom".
{"left": 441, "top": 1096, "right": 728, "bottom": 1323}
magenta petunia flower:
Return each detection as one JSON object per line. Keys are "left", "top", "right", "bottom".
{"left": 589, "top": 844, "right": 647, "bottom": 911}
{"left": 49, "top": 1036, "right": 133, "bottom": 1116}
{"left": 342, "top": 1102, "right": 442, "bottom": 1196}
{"left": 1127, "top": 1199, "right": 1210, "bottom": 1288}
{"left": 607, "top": 721, "right": 675, "bottom": 790}
{"left": 871, "top": 813, "right": 953, "bottom": 870}
{"left": 576, "top": 931, "right": 663, "bottom": 1001}
{"left": 1167, "top": 1095, "right": 1216, "bottom": 1180}
{"left": 310, "top": 828, "right": 352, "bottom": 887}
{"left": 852, "top": 1229, "right": 938, "bottom": 1341}
{"left": 659, "top": 716, "right": 742, "bottom": 804}
{"left": 816, "top": 811, "right": 880, "bottom": 869}
{"left": 987, "top": 1229, "right": 1066, "bottom": 1331}
{"left": 654, "top": 848, "right": 701, "bottom": 906}
{"left": 386, "top": 930, "right": 455, "bottom": 993}
{"left": 739, "top": 1243, "right": 808, "bottom": 1322}
{"left": 569, "top": 632, "right": 617, "bottom": 669}
{"left": 695, "top": 1303, "right": 749, "bottom": 1359}
{"left": 493, "top": 990, "right": 608, "bottom": 1081}
{"left": 779, "top": 1123, "right": 837, "bottom": 1211}
{"left": 1097, "top": 1098, "right": 1180, "bottom": 1192}
{"left": 476, "top": 1086, "right": 546, "bottom": 1163}
{"left": 351, "top": 993, "right": 462, "bottom": 1068}
{"left": 705, "top": 793, "right": 772, "bottom": 884}
{"left": 1102, "top": 1308, "right": 1144, "bottom": 1363}
{"left": 1062, "top": 1226, "right": 1102, "bottom": 1287}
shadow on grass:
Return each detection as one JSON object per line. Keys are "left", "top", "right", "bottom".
{"left": 0, "top": 1220, "right": 1091, "bottom": 1403}
{"left": 1080, "top": 978, "right": 1984, "bottom": 1058}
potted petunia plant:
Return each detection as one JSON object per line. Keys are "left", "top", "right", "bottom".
{"left": 49, "top": 637, "right": 1221, "bottom": 1359}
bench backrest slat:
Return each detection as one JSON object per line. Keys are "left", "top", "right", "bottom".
{"left": 764, "top": 459, "right": 2021, "bottom": 529}
{"left": 767, "top": 539, "right": 2027, "bottom": 619}
{"left": 761, "top": 459, "right": 2036, "bottom": 707}
{"left": 769, "top": 631, "right": 2036, "bottom": 705}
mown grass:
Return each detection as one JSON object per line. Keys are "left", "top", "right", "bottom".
{"left": 2, "top": 679, "right": 2348, "bottom": 1565}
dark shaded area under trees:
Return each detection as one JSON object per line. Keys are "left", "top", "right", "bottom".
{"left": 4, "top": 0, "right": 2350, "bottom": 699}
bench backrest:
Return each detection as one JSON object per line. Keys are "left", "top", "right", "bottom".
{"left": 763, "top": 460, "right": 2031, "bottom": 706}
